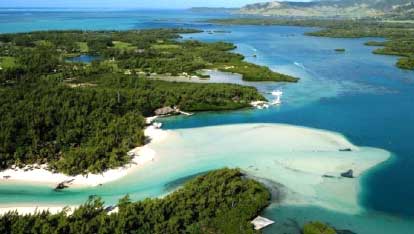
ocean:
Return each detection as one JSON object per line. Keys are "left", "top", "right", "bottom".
{"left": 0, "top": 8, "right": 413, "bottom": 233}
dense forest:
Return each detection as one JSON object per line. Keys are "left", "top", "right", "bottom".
{"left": 0, "top": 169, "right": 271, "bottom": 234}
{"left": 0, "top": 29, "right": 282, "bottom": 175}
{"left": 210, "top": 18, "right": 414, "bottom": 70}
{"left": 0, "top": 29, "right": 298, "bottom": 82}
{"left": 0, "top": 73, "right": 264, "bottom": 175}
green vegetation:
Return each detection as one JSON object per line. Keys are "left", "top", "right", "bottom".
{"left": 0, "top": 56, "right": 16, "bottom": 69}
{"left": 238, "top": 0, "right": 414, "bottom": 19}
{"left": 397, "top": 57, "right": 414, "bottom": 70}
{"left": 210, "top": 18, "right": 414, "bottom": 70}
{"left": 364, "top": 41, "right": 386, "bottom": 47}
{"left": 0, "top": 28, "right": 297, "bottom": 82}
{"left": 151, "top": 43, "right": 181, "bottom": 50}
{"left": 0, "top": 74, "right": 263, "bottom": 175}
{"left": 0, "top": 168, "right": 271, "bottom": 234}
{"left": 76, "top": 42, "right": 89, "bottom": 53}
{"left": 113, "top": 41, "right": 137, "bottom": 51}
{"left": 217, "top": 61, "right": 298, "bottom": 82}
{"left": 0, "top": 80, "right": 144, "bottom": 175}
{"left": 303, "top": 222, "right": 337, "bottom": 234}
{"left": 0, "top": 29, "right": 275, "bottom": 175}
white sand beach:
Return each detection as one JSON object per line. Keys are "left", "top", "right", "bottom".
{"left": 0, "top": 118, "right": 170, "bottom": 188}
{"left": 129, "top": 123, "right": 391, "bottom": 214}
{"left": 0, "top": 123, "right": 391, "bottom": 215}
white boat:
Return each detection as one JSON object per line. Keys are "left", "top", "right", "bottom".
{"left": 271, "top": 90, "right": 283, "bottom": 105}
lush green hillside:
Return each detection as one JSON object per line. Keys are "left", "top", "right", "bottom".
{"left": 0, "top": 169, "right": 271, "bottom": 234}
{"left": 239, "top": 0, "right": 414, "bottom": 18}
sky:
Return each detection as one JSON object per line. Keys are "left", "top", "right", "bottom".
{"left": 0, "top": 0, "right": 310, "bottom": 9}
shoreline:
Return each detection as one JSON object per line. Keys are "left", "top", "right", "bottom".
{"left": 146, "top": 123, "right": 391, "bottom": 214}
{"left": 0, "top": 123, "right": 391, "bottom": 216}
{"left": 0, "top": 205, "right": 78, "bottom": 216}
{"left": 0, "top": 117, "right": 169, "bottom": 189}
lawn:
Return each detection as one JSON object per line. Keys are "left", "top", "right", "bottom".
{"left": 113, "top": 41, "right": 137, "bottom": 51}
{"left": 0, "top": 56, "right": 17, "bottom": 69}
{"left": 77, "top": 42, "right": 89, "bottom": 53}
{"left": 152, "top": 44, "right": 181, "bottom": 50}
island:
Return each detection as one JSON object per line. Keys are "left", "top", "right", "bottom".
{"left": 0, "top": 28, "right": 297, "bottom": 178}
{"left": 0, "top": 2, "right": 410, "bottom": 234}
{"left": 209, "top": 18, "right": 414, "bottom": 70}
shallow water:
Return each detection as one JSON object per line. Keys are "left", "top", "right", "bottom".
{"left": 263, "top": 204, "right": 414, "bottom": 234}
{"left": 0, "top": 124, "right": 386, "bottom": 207}
{"left": 173, "top": 25, "right": 414, "bottom": 218}
{"left": 1, "top": 9, "right": 414, "bottom": 233}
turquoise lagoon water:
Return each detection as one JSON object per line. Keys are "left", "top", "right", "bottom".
{"left": 1, "top": 9, "right": 414, "bottom": 233}
{"left": 0, "top": 9, "right": 230, "bottom": 33}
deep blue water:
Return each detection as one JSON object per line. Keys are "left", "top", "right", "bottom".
{"left": 0, "top": 9, "right": 414, "bottom": 221}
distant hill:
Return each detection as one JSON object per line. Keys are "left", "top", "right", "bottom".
{"left": 239, "top": 0, "right": 414, "bottom": 18}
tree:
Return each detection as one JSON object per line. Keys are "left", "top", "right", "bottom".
{"left": 303, "top": 222, "right": 337, "bottom": 234}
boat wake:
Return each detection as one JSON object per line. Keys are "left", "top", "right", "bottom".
{"left": 251, "top": 90, "right": 283, "bottom": 109}
{"left": 271, "top": 90, "right": 283, "bottom": 105}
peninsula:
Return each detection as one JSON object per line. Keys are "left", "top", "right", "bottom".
{"left": 0, "top": 29, "right": 297, "bottom": 179}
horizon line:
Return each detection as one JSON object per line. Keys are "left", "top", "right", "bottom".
{"left": 0, "top": 6, "right": 238, "bottom": 10}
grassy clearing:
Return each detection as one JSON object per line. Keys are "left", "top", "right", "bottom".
{"left": 113, "top": 41, "right": 137, "bottom": 51}
{"left": 77, "top": 42, "right": 89, "bottom": 53}
{"left": 0, "top": 56, "right": 17, "bottom": 69}
{"left": 152, "top": 43, "right": 181, "bottom": 50}
{"left": 34, "top": 40, "right": 53, "bottom": 46}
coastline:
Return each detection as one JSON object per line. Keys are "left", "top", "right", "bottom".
{"left": 0, "top": 206, "right": 77, "bottom": 216}
{"left": 0, "top": 117, "right": 169, "bottom": 189}
{"left": 135, "top": 123, "right": 391, "bottom": 214}
{"left": 0, "top": 123, "right": 391, "bottom": 216}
